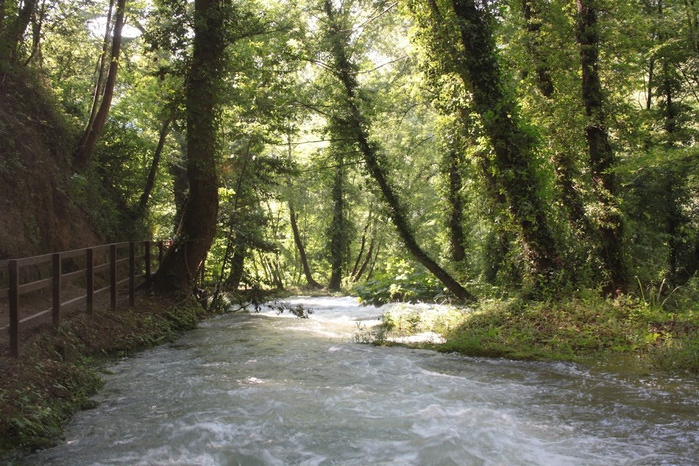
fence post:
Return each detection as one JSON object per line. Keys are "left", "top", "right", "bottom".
{"left": 86, "top": 248, "right": 94, "bottom": 315}
{"left": 52, "top": 253, "right": 61, "bottom": 327}
{"left": 9, "top": 260, "right": 19, "bottom": 358}
{"left": 145, "top": 241, "right": 152, "bottom": 279}
{"left": 110, "top": 244, "right": 117, "bottom": 310}
{"left": 129, "top": 242, "right": 136, "bottom": 307}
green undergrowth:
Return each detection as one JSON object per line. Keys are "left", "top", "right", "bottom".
{"left": 440, "top": 293, "right": 699, "bottom": 373}
{"left": 0, "top": 293, "right": 210, "bottom": 460}
{"left": 353, "top": 265, "right": 447, "bottom": 306}
{"left": 356, "top": 289, "right": 699, "bottom": 375}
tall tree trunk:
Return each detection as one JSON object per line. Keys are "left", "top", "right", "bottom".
{"left": 151, "top": 0, "right": 226, "bottom": 293}
{"left": 448, "top": 0, "right": 563, "bottom": 283}
{"left": 520, "top": 0, "right": 591, "bottom": 240}
{"left": 576, "top": 0, "right": 628, "bottom": 291}
{"left": 289, "top": 202, "right": 322, "bottom": 288}
{"left": 23, "top": 0, "right": 45, "bottom": 66}
{"left": 74, "top": 0, "right": 126, "bottom": 168}
{"left": 323, "top": 0, "right": 476, "bottom": 302}
{"left": 353, "top": 237, "right": 375, "bottom": 282}
{"left": 445, "top": 146, "right": 467, "bottom": 262}
{"left": 352, "top": 216, "right": 379, "bottom": 282}
{"left": 226, "top": 241, "right": 246, "bottom": 289}
{"left": 328, "top": 151, "right": 346, "bottom": 290}
{"left": 0, "top": 0, "right": 5, "bottom": 40}
{"left": 685, "top": 0, "right": 699, "bottom": 52}
{"left": 85, "top": 0, "right": 115, "bottom": 135}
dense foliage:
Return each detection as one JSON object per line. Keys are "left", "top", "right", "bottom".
{"left": 1, "top": 0, "right": 699, "bottom": 369}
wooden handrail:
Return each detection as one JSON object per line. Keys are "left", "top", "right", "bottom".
{"left": 1, "top": 240, "right": 164, "bottom": 357}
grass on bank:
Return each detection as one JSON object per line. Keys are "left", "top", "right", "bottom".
{"left": 362, "top": 291, "right": 699, "bottom": 375}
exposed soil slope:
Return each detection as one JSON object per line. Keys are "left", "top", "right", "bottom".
{"left": 0, "top": 70, "right": 101, "bottom": 259}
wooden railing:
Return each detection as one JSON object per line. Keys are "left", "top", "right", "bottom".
{"left": 0, "top": 241, "right": 165, "bottom": 357}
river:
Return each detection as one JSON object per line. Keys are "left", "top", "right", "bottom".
{"left": 23, "top": 296, "right": 699, "bottom": 465}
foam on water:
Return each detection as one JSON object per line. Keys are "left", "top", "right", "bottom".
{"left": 23, "top": 296, "right": 699, "bottom": 466}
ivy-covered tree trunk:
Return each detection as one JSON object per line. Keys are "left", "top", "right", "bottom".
{"left": 576, "top": 0, "right": 628, "bottom": 291}
{"left": 448, "top": 0, "right": 563, "bottom": 283}
{"left": 323, "top": 0, "right": 476, "bottom": 302}
{"left": 445, "top": 146, "right": 467, "bottom": 263}
{"left": 519, "top": 0, "right": 593, "bottom": 247}
{"left": 152, "top": 0, "right": 226, "bottom": 293}
{"left": 522, "top": 0, "right": 554, "bottom": 98}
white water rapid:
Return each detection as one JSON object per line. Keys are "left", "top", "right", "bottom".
{"left": 23, "top": 296, "right": 699, "bottom": 465}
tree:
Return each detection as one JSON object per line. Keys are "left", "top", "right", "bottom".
{"left": 410, "top": 0, "right": 564, "bottom": 286}
{"left": 289, "top": 201, "right": 323, "bottom": 288}
{"left": 327, "top": 136, "right": 351, "bottom": 290}
{"left": 152, "top": 0, "right": 228, "bottom": 292}
{"left": 322, "top": 0, "right": 476, "bottom": 301}
{"left": 576, "top": 0, "right": 628, "bottom": 291}
{"left": 137, "top": 99, "right": 180, "bottom": 215}
{"left": 0, "top": 0, "right": 38, "bottom": 63}
{"left": 279, "top": 123, "right": 323, "bottom": 289}
{"left": 521, "top": 0, "right": 554, "bottom": 98}
{"left": 74, "top": 0, "right": 127, "bottom": 168}
{"left": 441, "top": 124, "right": 467, "bottom": 263}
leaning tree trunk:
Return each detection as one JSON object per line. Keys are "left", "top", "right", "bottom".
{"left": 151, "top": 0, "right": 226, "bottom": 293}
{"left": 576, "top": 0, "right": 628, "bottom": 292}
{"left": 323, "top": 0, "right": 476, "bottom": 302}
{"left": 284, "top": 131, "right": 322, "bottom": 289}
{"left": 350, "top": 213, "right": 373, "bottom": 279}
{"left": 138, "top": 106, "right": 176, "bottom": 214}
{"left": 352, "top": 216, "right": 379, "bottom": 282}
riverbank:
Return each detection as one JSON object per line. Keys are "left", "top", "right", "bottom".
{"left": 0, "top": 293, "right": 210, "bottom": 460}
{"left": 371, "top": 292, "right": 699, "bottom": 375}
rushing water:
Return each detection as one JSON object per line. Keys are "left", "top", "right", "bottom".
{"left": 24, "top": 296, "right": 699, "bottom": 465}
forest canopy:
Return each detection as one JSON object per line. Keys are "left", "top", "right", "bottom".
{"left": 2, "top": 0, "right": 699, "bottom": 304}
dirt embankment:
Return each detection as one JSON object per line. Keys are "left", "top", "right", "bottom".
{"left": 0, "top": 69, "right": 101, "bottom": 260}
